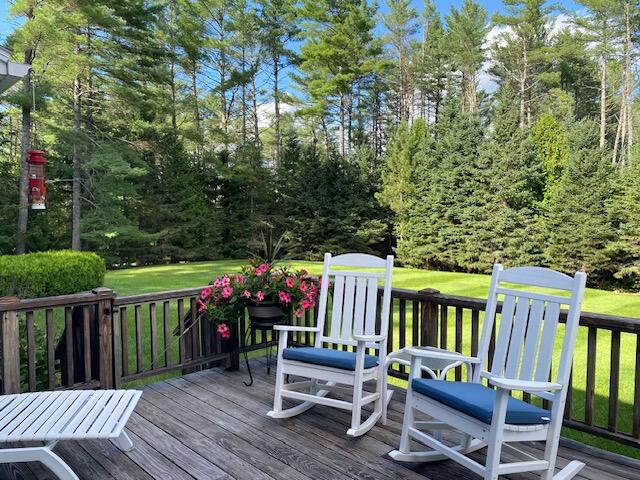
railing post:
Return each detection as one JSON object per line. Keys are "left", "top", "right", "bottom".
{"left": 419, "top": 288, "right": 440, "bottom": 347}
{"left": 0, "top": 296, "right": 21, "bottom": 394}
{"left": 94, "top": 288, "right": 116, "bottom": 389}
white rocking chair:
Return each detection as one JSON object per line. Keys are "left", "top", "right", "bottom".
{"left": 390, "top": 264, "right": 587, "bottom": 480}
{"left": 268, "top": 252, "right": 394, "bottom": 437}
{"left": 0, "top": 389, "right": 142, "bottom": 480}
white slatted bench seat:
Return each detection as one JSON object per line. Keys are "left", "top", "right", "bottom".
{"left": 0, "top": 389, "right": 142, "bottom": 480}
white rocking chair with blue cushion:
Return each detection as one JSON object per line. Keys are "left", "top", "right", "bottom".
{"left": 390, "top": 264, "right": 587, "bottom": 480}
{"left": 267, "top": 252, "right": 394, "bottom": 437}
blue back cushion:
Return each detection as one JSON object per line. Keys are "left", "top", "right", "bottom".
{"left": 412, "top": 379, "right": 551, "bottom": 425}
{"left": 282, "top": 347, "right": 378, "bottom": 371}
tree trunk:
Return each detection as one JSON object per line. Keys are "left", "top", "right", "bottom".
{"left": 191, "top": 67, "right": 202, "bottom": 162}
{"left": 16, "top": 10, "right": 35, "bottom": 255}
{"left": 519, "top": 44, "right": 528, "bottom": 128}
{"left": 273, "top": 53, "right": 281, "bottom": 166}
{"left": 339, "top": 93, "right": 345, "bottom": 156}
{"left": 17, "top": 64, "right": 32, "bottom": 254}
{"left": 252, "top": 70, "right": 260, "bottom": 146}
{"left": 71, "top": 72, "right": 82, "bottom": 251}
{"left": 241, "top": 44, "right": 247, "bottom": 145}
{"left": 599, "top": 55, "right": 606, "bottom": 149}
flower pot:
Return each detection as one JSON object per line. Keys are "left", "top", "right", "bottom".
{"left": 247, "top": 301, "right": 289, "bottom": 327}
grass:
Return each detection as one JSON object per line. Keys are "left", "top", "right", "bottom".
{"left": 105, "top": 259, "right": 640, "bottom": 458}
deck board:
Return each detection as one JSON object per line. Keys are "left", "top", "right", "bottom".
{"left": 6, "top": 359, "right": 640, "bottom": 479}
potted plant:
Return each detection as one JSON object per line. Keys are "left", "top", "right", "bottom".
{"left": 197, "top": 258, "right": 319, "bottom": 338}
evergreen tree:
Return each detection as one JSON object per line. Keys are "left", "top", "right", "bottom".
{"left": 399, "top": 99, "right": 496, "bottom": 271}
{"left": 546, "top": 120, "right": 616, "bottom": 280}
{"left": 377, "top": 119, "right": 428, "bottom": 244}
{"left": 531, "top": 112, "right": 569, "bottom": 204}
{"left": 445, "top": 0, "right": 488, "bottom": 114}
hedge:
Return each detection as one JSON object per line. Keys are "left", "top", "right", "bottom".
{"left": 0, "top": 250, "right": 106, "bottom": 298}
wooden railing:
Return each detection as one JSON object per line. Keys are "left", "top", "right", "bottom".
{"left": 1, "top": 285, "right": 639, "bottom": 449}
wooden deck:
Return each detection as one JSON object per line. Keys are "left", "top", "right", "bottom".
{"left": 3, "top": 358, "right": 640, "bottom": 480}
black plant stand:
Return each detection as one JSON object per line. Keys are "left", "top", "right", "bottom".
{"left": 243, "top": 318, "right": 287, "bottom": 387}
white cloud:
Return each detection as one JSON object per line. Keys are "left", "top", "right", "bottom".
{"left": 256, "top": 101, "right": 298, "bottom": 129}
{"left": 478, "top": 14, "right": 574, "bottom": 94}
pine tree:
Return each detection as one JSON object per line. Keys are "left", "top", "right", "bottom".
{"left": 546, "top": 120, "right": 616, "bottom": 279}
{"left": 399, "top": 98, "right": 495, "bottom": 271}
{"left": 376, "top": 119, "right": 428, "bottom": 244}
{"left": 492, "top": 0, "right": 553, "bottom": 128}
{"left": 445, "top": 0, "right": 488, "bottom": 114}
{"left": 382, "top": 0, "right": 419, "bottom": 123}
{"left": 531, "top": 112, "right": 569, "bottom": 204}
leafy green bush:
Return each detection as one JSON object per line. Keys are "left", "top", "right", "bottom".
{"left": 0, "top": 250, "right": 106, "bottom": 298}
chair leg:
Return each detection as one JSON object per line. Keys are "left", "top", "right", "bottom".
{"left": 39, "top": 447, "right": 80, "bottom": 480}
{"left": 0, "top": 445, "right": 80, "bottom": 480}
{"left": 350, "top": 376, "right": 363, "bottom": 434}
{"left": 380, "top": 367, "right": 389, "bottom": 425}
{"left": 398, "top": 390, "right": 415, "bottom": 454}
{"left": 113, "top": 431, "right": 134, "bottom": 452}
{"left": 484, "top": 437, "right": 503, "bottom": 480}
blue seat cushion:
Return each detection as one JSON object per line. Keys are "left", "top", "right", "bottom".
{"left": 282, "top": 347, "right": 379, "bottom": 371}
{"left": 412, "top": 379, "right": 551, "bottom": 425}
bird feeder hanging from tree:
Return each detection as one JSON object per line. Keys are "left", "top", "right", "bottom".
{"left": 27, "top": 149, "right": 47, "bottom": 210}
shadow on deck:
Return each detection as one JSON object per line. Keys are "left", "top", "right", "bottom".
{"left": 3, "top": 357, "right": 640, "bottom": 480}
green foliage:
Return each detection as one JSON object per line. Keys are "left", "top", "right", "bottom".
{"left": 377, "top": 119, "right": 428, "bottom": 242}
{"left": 545, "top": 121, "right": 616, "bottom": 280}
{"left": 0, "top": 250, "right": 105, "bottom": 298}
{"left": 608, "top": 149, "right": 640, "bottom": 288}
{"left": 399, "top": 99, "right": 496, "bottom": 271}
{"left": 531, "top": 112, "right": 569, "bottom": 203}
{"left": 276, "top": 139, "right": 388, "bottom": 259}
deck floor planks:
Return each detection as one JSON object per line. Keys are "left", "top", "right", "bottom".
{"left": 141, "top": 384, "right": 312, "bottom": 480}
{"left": 148, "top": 380, "right": 346, "bottom": 480}
{"left": 4, "top": 358, "right": 640, "bottom": 479}
{"left": 179, "top": 370, "right": 428, "bottom": 480}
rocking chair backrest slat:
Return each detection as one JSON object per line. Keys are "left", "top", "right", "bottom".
{"left": 314, "top": 253, "right": 393, "bottom": 352}
{"left": 329, "top": 275, "right": 345, "bottom": 340}
{"left": 534, "top": 302, "right": 561, "bottom": 382}
{"left": 518, "top": 299, "right": 545, "bottom": 380}
{"left": 477, "top": 264, "right": 586, "bottom": 396}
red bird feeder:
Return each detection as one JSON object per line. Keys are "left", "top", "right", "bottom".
{"left": 27, "top": 149, "right": 47, "bottom": 210}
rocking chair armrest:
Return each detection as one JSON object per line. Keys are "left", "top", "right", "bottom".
{"left": 489, "top": 377, "right": 562, "bottom": 392}
{"left": 273, "top": 325, "right": 321, "bottom": 332}
{"left": 405, "top": 347, "right": 481, "bottom": 365}
{"left": 353, "top": 334, "right": 386, "bottom": 343}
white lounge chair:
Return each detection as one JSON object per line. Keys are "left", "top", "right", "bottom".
{"left": 390, "top": 264, "right": 587, "bottom": 480}
{"left": 0, "top": 389, "right": 142, "bottom": 480}
{"left": 268, "top": 252, "right": 394, "bottom": 437}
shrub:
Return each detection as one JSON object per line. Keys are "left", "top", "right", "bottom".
{"left": 0, "top": 250, "right": 106, "bottom": 298}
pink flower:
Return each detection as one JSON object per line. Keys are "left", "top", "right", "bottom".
{"left": 221, "top": 276, "right": 231, "bottom": 287}
{"left": 197, "top": 299, "right": 207, "bottom": 313}
{"left": 255, "top": 263, "right": 270, "bottom": 276}
{"left": 256, "top": 291, "right": 265, "bottom": 302}
{"left": 235, "top": 274, "right": 246, "bottom": 284}
{"left": 217, "top": 323, "right": 231, "bottom": 339}
{"left": 301, "top": 299, "right": 311, "bottom": 309}
{"left": 285, "top": 277, "right": 295, "bottom": 288}
{"left": 200, "top": 287, "right": 212, "bottom": 299}
{"left": 294, "top": 308, "right": 302, "bottom": 318}
{"left": 241, "top": 289, "right": 251, "bottom": 298}
{"left": 299, "top": 282, "right": 308, "bottom": 292}
{"left": 213, "top": 278, "right": 223, "bottom": 288}
{"left": 278, "top": 290, "right": 291, "bottom": 304}
{"left": 221, "top": 286, "right": 233, "bottom": 299}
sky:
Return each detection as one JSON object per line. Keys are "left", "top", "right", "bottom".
{"left": 0, "top": 0, "right": 582, "bottom": 45}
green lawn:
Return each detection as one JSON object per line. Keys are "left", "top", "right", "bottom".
{"left": 105, "top": 259, "right": 640, "bottom": 458}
